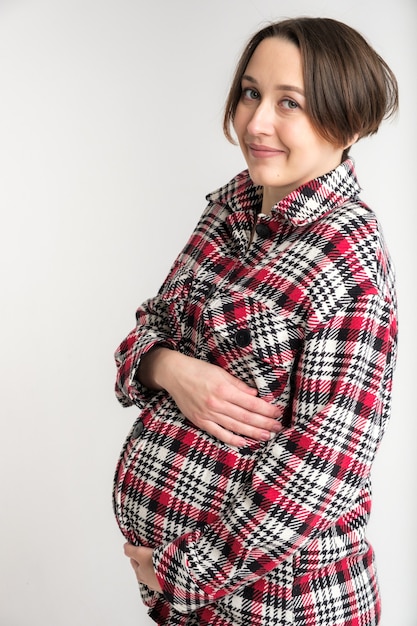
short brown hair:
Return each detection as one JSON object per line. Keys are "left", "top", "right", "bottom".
{"left": 223, "top": 18, "right": 398, "bottom": 157}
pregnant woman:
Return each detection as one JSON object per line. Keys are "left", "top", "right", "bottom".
{"left": 113, "top": 17, "right": 398, "bottom": 626}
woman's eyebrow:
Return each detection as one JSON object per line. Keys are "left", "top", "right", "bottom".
{"left": 242, "top": 74, "right": 305, "bottom": 96}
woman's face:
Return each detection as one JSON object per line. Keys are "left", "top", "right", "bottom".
{"left": 233, "top": 37, "right": 345, "bottom": 210}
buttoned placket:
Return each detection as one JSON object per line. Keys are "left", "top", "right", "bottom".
{"left": 223, "top": 210, "right": 278, "bottom": 353}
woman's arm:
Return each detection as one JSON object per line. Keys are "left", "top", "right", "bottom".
{"left": 115, "top": 199, "right": 283, "bottom": 442}
{"left": 114, "top": 293, "right": 177, "bottom": 408}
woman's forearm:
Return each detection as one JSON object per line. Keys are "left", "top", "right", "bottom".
{"left": 137, "top": 347, "right": 182, "bottom": 391}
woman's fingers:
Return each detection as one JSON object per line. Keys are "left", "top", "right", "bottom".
{"left": 164, "top": 353, "right": 286, "bottom": 444}
{"left": 123, "top": 544, "right": 162, "bottom": 593}
{"left": 194, "top": 409, "right": 283, "bottom": 443}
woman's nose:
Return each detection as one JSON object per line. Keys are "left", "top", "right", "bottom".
{"left": 246, "top": 101, "right": 275, "bottom": 135}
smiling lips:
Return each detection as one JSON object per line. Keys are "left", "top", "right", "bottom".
{"left": 247, "top": 143, "right": 285, "bottom": 158}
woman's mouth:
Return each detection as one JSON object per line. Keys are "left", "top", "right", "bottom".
{"left": 247, "top": 143, "right": 285, "bottom": 159}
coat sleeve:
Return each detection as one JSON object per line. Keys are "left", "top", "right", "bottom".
{"left": 152, "top": 289, "right": 397, "bottom": 613}
{"left": 114, "top": 201, "right": 218, "bottom": 408}
{"left": 114, "top": 292, "right": 178, "bottom": 408}
{"left": 114, "top": 251, "right": 196, "bottom": 407}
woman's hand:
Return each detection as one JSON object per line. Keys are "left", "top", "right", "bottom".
{"left": 124, "top": 543, "right": 162, "bottom": 592}
{"left": 139, "top": 348, "right": 283, "bottom": 446}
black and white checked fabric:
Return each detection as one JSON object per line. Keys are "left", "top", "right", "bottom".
{"left": 113, "top": 160, "right": 397, "bottom": 625}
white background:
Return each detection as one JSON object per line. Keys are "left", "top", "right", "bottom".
{"left": 0, "top": 1, "right": 415, "bottom": 625}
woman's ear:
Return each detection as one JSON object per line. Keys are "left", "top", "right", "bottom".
{"left": 343, "top": 133, "right": 360, "bottom": 150}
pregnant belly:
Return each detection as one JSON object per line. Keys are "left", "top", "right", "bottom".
{"left": 113, "top": 399, "right": 259, "bottom": 547}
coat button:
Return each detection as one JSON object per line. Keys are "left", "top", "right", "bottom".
{"left": 255, "top": 223, "right": 271, "bottom": 238}
{"left": 206, "top": 285, "right": 216, "bottom": 298}
{"left": 235, "top": 328, "right": 251, "bottom": 348}
{"left": 131, "top": 420, "right": 144, "bottom": 439}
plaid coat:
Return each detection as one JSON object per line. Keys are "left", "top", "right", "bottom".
{"left": 113, "top": 160, "right": 397, "bottom": 626}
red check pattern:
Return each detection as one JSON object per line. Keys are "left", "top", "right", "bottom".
{"left": 113, "top": 160, "right": 397, "bottom": 626}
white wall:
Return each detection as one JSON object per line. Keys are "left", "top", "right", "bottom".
{"left": 0, "top": 1, "right": 415, "bottom": 624}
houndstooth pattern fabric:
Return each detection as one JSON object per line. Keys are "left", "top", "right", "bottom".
{"left": 113, "top": 160, "right": 397, "bottom": 625}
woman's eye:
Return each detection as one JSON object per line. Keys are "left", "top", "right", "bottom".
{"left": 242, "top": 87, "right": 260, "bottom": 101}
{"left": 281, "top": 98, "right": 299, "bottom": 110}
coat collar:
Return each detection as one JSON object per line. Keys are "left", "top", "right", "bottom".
{"left": 206, "top": 159, "right": 362, "bottom": 226}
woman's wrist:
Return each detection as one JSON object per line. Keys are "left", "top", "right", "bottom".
{"left": 137, "top": 347, "right": 180, "bottom": 391}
